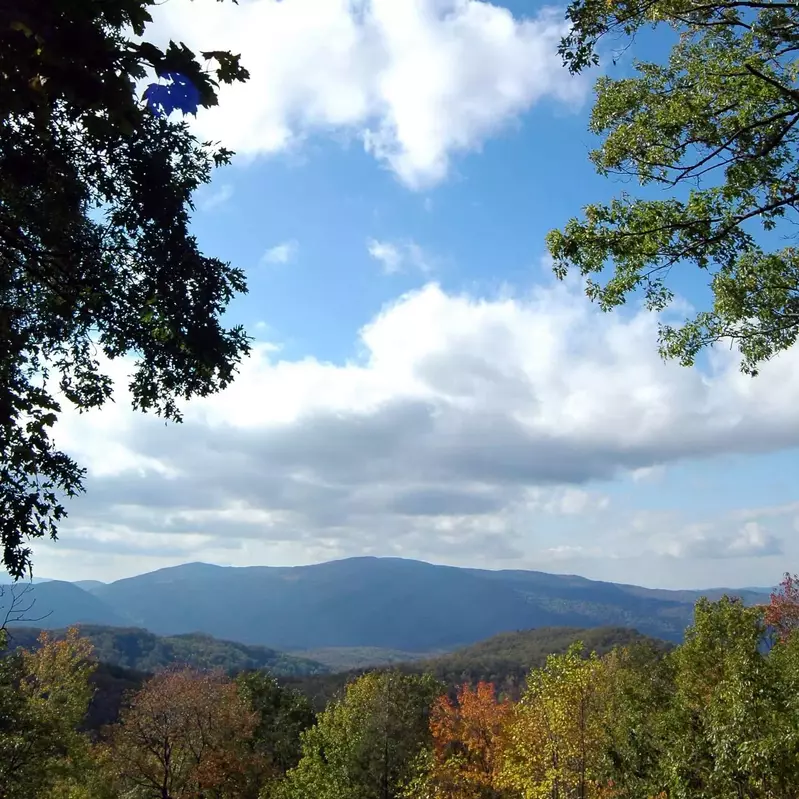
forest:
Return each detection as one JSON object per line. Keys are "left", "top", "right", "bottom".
{"left": 1, "top": 575, "right": 798, "bottom": 799}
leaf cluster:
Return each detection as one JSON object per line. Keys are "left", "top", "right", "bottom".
{"left": 0, "top": 0, "right": 250, "bottom": 578}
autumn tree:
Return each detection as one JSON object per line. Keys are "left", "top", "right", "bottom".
{"left": 499, "top": 643, "right": 614, "bottom": 799}
{"left": 547, "top": 0, "right": 799, "bottom": 374}
{"left": 408, "top": 681, "right": 516, "bottom": 799}
{"left": 765, "top": 572, "right": 799, "bottom": 641}
{"left": 0, "top": 627, "right": 96, "bottom": 799}
{"left": 106, "top": 666, "right": 257, "bottom": 799}
{"left": 0, "top": 0, "right": 250, "bottom": 578}
{"left": 282, "top": 671, "right": 442, "bottom": 799}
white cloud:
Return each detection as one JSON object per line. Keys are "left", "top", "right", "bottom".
{"left": 367, "top": 238, "right": 433, "bottom": 274}
{"left": 658, "top": 521, "right": 784, "bottom": 560}
{"left": 198, "top": 183, "right": 234, "bottom": 211}
{"left": 149, "top": 0, "right": 587, "bottom": 188}
{"left": 629, "top": 465, "right": 666, "bottom": 483}
{"left": 41, "top": 279, "right": 799, "bottom": 584}
{"left": 367, "top": 239, "right": 403, "bottom": 274}
{"left": 261, "top": 240, "right": 298, "bottom": 265}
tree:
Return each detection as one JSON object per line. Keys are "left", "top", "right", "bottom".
{"left": 409, "top": 681, "right": 515, "bottom": 799}
{"left": 282, "top": 671, "right": 442, "bottom": 799}
{"left": 765, "top": 572, "right": 799, "bottom": 641}
{"left": 106, "top": 666, "right": 257, "bottom": 799}
{"left": 547, "top": 0, "right": 799, "bottom": 375}
{"left": 765, "top": 622, "right": 799, "bottom": 796}
{"left": 235, "top": 670, "right": 316, "bottom": 797}
{"left": 0, "top": 627, "right": 96, "bottom": 799}
{"left": 656, "top": 596, "right": 784, "bottom": 799}
{"left": 593, "top": 643, "right": 674, "bottom": 799}
{"left": 0, "top": 0, "right": 250, "bottom": 578}
{"left": 499, "top": 643, "right": 614, "bottom": 799}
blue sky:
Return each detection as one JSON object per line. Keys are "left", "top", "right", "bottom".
{"left": 32, "top": 0, "right": 799, "bottom": 589}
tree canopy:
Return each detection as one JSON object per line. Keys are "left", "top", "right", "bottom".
{"left": 547, "top": 0, "right": 799, "bottom": 375}
{"left": 3, "top": 598, "right": 799, "bottom": 798}
{"left": 0, "top": 0, "right": 250, "bottom": 578}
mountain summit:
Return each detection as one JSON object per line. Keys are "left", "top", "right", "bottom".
{"left": 5, "top": 557, "right": 766, "bottom": 651}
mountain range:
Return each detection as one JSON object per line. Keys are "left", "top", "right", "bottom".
{"left": 2, "top": 557, "right": 772, "bottom": 653}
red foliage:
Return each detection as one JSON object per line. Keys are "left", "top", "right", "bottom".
{"left": 765, "top": 572, "right": 799, "bottom": 642}
{"left": 427, "top": 682, "right": 513, "bottom": 798}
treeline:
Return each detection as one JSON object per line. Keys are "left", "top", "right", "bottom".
{"left": 1, "top": 576, "right": 798, "bottom": 799}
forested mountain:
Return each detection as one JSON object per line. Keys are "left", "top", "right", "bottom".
{"left": 417, "top": 625, "right": 673, "bottom": 686}
{"left": 282, "top": 625, "right": 671, "bottom": 710}
{"left": 4, "top": 625, "right": 328, "bottom": 677}
{"left": 9, "top": 557, "right": 766, "bottom": 653}
{"left": 12, "top": 624, "right": 669, "bottom": 729}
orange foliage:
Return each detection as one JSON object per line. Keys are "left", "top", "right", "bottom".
{"left": 107, "top": 666, "right": 257, "bottom": 799}
{"left": 426, "top": 681, "right": 513, "bottom": 798}
{"left": 765, "top": 572, "right": 799, "bottom": 642}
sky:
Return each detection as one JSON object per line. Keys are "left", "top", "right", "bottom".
{"left": 29, "top": 0, "right": 799, "bottom": 589}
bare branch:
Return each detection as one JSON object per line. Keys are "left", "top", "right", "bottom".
{"left": 0, "top": 582, "right": 53, "bottom": 635}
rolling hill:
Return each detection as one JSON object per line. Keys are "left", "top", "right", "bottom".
{"left": 282, "top": 625, "right": 672, "bottom": 710}
{"left": 5, "top": 557, "right": 769, "bottom": 653}
{"left": 416, "top": 624, "right": 673, "bottom": 686}
{"left": 4, "top": 625, "right": 329, "bottom": 677}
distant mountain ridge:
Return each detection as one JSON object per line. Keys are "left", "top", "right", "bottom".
{"left": 3, "top": 557, "right": 770, "bottom": 652}
{"left": 0, "top": 580, "right": 131, "bottom": 629}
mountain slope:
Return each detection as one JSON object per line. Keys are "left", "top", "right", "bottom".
{"left": 1, "top": 580, "right": 131, "bottom": 629}
{"left": 283, "top": 625, "right": 671, "bottom": 710}
{"left": 89, "top": 556, "right": 768, "bottom": 652}
{"left": 73, "top": 580, "right": 106, "bottom": 592}
{"left": 5, "top": 625, "right": 329, "bottom": 677}
{"left": 419, "top": 625, "right": 673, "bottom": 686}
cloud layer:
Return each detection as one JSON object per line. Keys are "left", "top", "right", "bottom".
{"left": 45, "top": 279, "right": 799, "bottom": 584}
{"left": 150, "top": 0, "right": 586, "bottom": 187}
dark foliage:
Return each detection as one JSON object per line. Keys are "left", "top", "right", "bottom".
{"left": 0, "top": 0, "right": 250, "bottom": 578}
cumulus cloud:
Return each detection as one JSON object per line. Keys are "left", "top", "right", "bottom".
{"left": 261, "top": 240, "right": 298, "bottom": 265}
{"left": 367, "top": 238, "right": 433, "bottom": 274}
{"left": 660, "top": 521, "right": 784, "bottom": 560}
{"left": 43, "top": 279, "right": 799, "bottom": 583}
{"left": 148, "top": 0, "right": 587, "bottom": 188}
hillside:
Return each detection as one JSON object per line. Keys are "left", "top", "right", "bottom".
{"left": 418, "top": 625, "right": 673, "bottom": 686}
{"left": 7, "top": 557, "right": 768, "bottom": 653}
{"left": 283, "top": 625, "right": 672, "bottom": 710}
{"left": 64, "top": 626, "right": 673, "bottom": 730}
{"left": 1, "top": 580, "right": 131, "bottom": 629}
{"left": 5, "top": 625, "right": 329, "bottom": 677}
{"left": 295, "top": 647, "right": 436, "bottom": 671}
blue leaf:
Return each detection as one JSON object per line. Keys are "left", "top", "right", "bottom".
{"left": 144, "top": 72, "right": 201, "bottom": 118}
